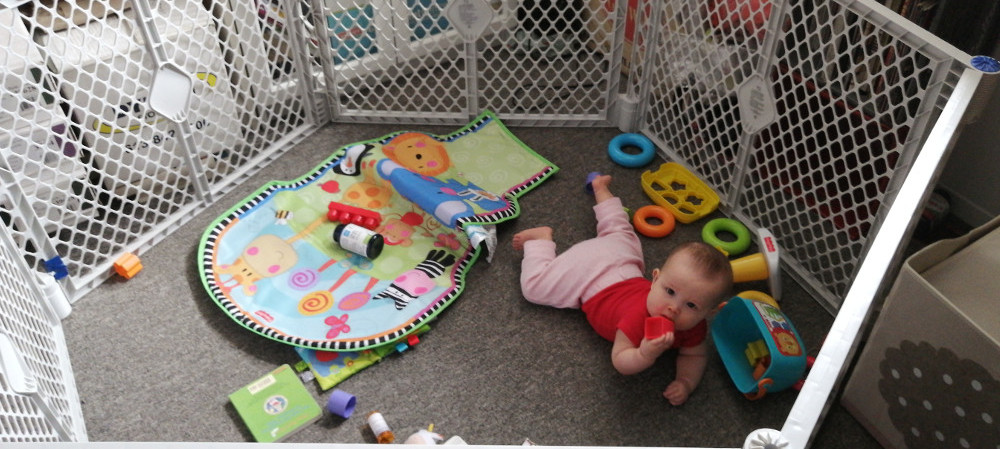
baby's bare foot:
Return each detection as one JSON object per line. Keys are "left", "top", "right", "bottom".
{"left": 512, "top": 226, "right": 553, "bottom": 251}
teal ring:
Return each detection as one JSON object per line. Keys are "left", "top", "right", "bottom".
{"left": 608, "top": 133, "right": 656, "bottom": 168}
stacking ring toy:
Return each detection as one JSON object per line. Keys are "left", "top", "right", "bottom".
{"left": 702, "top": 218, "right": 751, "bottom": 256}
{"left": 737, "top": 290, "right": 780, "bottom": 309}
{"left": 633, "top": 205, "right": 675, "bottom": 238}
{"left": 608, "top": 133, "right": 656, "bottom": 168}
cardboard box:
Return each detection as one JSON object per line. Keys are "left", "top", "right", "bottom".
{"left": 586, "top": 0, "right": 639, "bottom": 72}
{"left": 0, "top": 10, "right": 63, "bottom": 133}
{"left": 1, "top": 9, "right": 95, "bottom": 233}
{"left": 23, "top": 0, "right": 127, "bottom": 32}
{"left": 229, "top": 364, "right": 322, "bottom": 442}
{"left": 39, "top": 0, "right": 240, "bottom": 200}
{"left": 0, "top": 124, "right": 96, "bottom": 234}
{"left": 842, "top": 215, "right": 1000, "bottom": 449}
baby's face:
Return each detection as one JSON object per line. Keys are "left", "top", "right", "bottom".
{"left": 646, "top": 251, "right": 721, "bottom": 331}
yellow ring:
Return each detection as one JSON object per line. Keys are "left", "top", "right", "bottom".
{"left": 737, "top": 290, "right": 780, "bottom": 309}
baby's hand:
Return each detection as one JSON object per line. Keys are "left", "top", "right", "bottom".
{"left": 663, "top": 378, "right": 692, "bottom": 406}
{"left": 638, "top": 332, "right": 674, "bottom": 360}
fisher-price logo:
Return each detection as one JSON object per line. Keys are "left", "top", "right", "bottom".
{"left": 764, "top": 236, "right": 776, "bottom": 253}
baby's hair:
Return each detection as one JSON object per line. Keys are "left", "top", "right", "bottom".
{"left": 665, "top": 241, "right": 734, "bottom": 305}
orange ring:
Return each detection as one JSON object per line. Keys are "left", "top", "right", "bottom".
{"left": 633, "top": 205, "right": 676, "bottom": 238}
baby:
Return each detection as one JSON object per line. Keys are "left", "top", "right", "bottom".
{"left": 513, "top": 174, "right": 732, "bottom": 405}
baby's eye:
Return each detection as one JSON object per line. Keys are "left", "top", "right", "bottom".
{"left": 685, "top": 301, "right": 698, "bottom": 310}
{"left": 666, "top": 288, "right": 675, "bottom": 295}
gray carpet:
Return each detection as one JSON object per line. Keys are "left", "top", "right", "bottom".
{"left": 63, "top": 122, "right": 881, "bottom": 447}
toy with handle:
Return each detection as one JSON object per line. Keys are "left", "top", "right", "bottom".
{"left": 729, "top": 228, "right": 781, "bottom": 301}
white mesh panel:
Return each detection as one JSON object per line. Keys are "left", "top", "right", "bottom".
{"left": 0, "top": 0, "right": 990, "bottom": 444}
{"left": 0, "top": 223, "right": 86, "bottom": 442}
{"left": 325, "top": 0, "right": 469, "bottom": 119}
{"left": 1, "top": 0, "right": 321, "bottom": 300}
{"left": 320, "top": 0, "right": 624, "bottom": 124}
{"left": 635, "top": 0, "right": 972, "bottom": 309}
{"left": 0, "top": 7, "right": 98, "bottom": 288}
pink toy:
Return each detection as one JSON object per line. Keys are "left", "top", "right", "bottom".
{"left": 645, "top": 316, "right": 674, "bottom": 340}
{"left": 328, "top": 201, "right": 383, "bottom": 229}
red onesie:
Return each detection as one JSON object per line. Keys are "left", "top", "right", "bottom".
{"left": 582, "top": 277, "right": 707, "bottom": 347}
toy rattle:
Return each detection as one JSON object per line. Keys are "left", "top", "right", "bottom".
{"left": 730, "top": 227, "right": 782, "bottom": 301}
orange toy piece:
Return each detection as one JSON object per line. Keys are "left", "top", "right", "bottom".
{"left": 633, "top": 205, "right": 676, "bottom": 238}
{"left": 327, "top": 201, "right": 383, "bottom": 230}
{"left": 114, "top": 253, "right": 143, "bottom": 279}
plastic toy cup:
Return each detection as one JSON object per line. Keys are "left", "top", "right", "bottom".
{"left": 327, "top": 389, "right": 357, "bottom": 418}
{"left": 645, "top": 316, "right": 674, "bottom": 340}
{"left": 585, "top": 172, "right": 602, "bottom": 194}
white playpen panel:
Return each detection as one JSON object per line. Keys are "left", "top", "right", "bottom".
{"left": 1, "top": 0, "right": 323, "bottom": 302}
{"left": 628, "top": 0, "right": 981, "bottom": 311}
{"left": 0, "top": 176, "right": 87, "bottom": 442}
{"left": 317, "top": 0, "right": 626, "bottom": 125}
{"left": 0, "top": 0, "right": 994, "bottom": 446}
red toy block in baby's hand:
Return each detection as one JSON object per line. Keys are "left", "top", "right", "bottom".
{"left": 645, "top": 316, "right": 674, "bottom": 340}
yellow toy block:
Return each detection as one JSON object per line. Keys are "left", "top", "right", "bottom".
{"left": 745, "top": 339, "right": 769, "bottom": 366}
{"left": 640, "top": 162, "right": 720, "bottom": 223}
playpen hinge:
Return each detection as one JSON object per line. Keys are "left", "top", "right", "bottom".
{"left": 610, "top": 92, "right": 641, "bottom": 132}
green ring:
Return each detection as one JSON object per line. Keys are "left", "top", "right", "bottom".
{"left": 702, "top": 218, "right": 751, "bottom": 256}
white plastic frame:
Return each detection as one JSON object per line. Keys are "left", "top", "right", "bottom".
{"left": 0, "top": 0, "right": 993, "bottom": 446}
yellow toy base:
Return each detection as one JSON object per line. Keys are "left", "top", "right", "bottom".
{"left": 640, "top": 162, "right": 720, "bottom": 223}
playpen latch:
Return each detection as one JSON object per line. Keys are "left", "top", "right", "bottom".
{"left": 445, "top": 0, "right": 494, "bottom": 41}
{"left": 148, "top": 62, "right": 194, "bottom": 124}
{"left": 736, "top": 75, "right": 778, "bottom": 134}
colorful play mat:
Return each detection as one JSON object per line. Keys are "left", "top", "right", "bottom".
{"left": 199, "top": 111, "right": 557, "bottom": 351}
